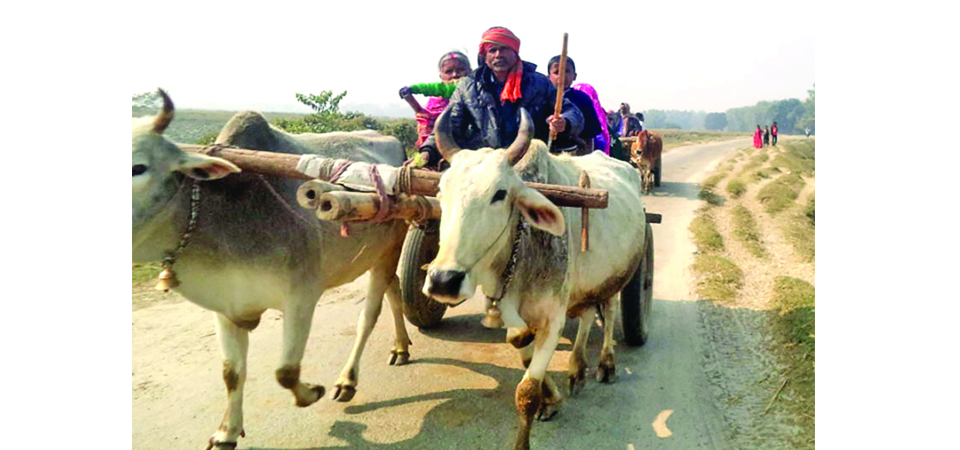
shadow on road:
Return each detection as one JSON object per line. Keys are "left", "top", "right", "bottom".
{"left": 242, "top": 299, "right": 805, "bottom": 450}
{"left": 642, "top": 181, "right": 702, "bottom": 201}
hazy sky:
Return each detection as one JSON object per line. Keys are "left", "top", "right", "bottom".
{"left": 131, "top": 1, "right": 814, "bottom": 117}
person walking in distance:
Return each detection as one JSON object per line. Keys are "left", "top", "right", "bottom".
{"left": 771, "top": 121, "right": 779, "bottom": 146}
{"left": 763, "top": 125, "right": 770, "bottom": 147}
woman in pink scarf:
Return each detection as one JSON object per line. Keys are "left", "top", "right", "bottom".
{"left": 753, "top": 125, "right": 763, "bottom": 149}
{"left": 572, "top": 83, "right": 611, "bottom": 154}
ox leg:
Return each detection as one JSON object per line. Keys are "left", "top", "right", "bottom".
{"left": 276, "top": 298, "right": 325, "bottom": 408}
{"left": 384, "top": 275, "right": 413, "bottom": 366}
{"left": 597, "top": 297, "right": 618, "bottom": 383}
{"left": 567, "top": 309, "right": 594, "bottom": 396}
{"left": 333, "top": 261, "right": 396, "bottom": 402}
{"left": 514, "top": 313, "right": 565, "bottom": 450}
{"left": 514, "top": 333, "right": 563, "bottom": 421}
{"left": 207, "top": 313, "right": 249, "bottom": 450}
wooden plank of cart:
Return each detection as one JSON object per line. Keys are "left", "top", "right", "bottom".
{"left": 182, "top": 144, "right": 660, "bottom": 331}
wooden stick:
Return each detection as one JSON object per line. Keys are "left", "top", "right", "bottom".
{"left": 763, "top": 379, "right": 789, "bottom": 414}
{"left": 548, "top": 33, "right": 569, "bottom": 146}
{"left": 181, "top": 144, "right": 609, "bottom": 209}
{"left": 579, "top": 170, "right": 590, "bottom": 252}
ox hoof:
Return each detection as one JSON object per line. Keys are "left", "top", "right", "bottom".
{"left": 536, "top": 402, "right": 560, "bottom": 422}
{"left": 333, "top": 384, "right": 357, "bottom": 402}
{"left": 295, "top": 383, "right": 325, "bottom": 407}
{"left": 205, "top": 438, "right": 237, "bottom": 450}
{"left": 568, "top": 374, "right": 586, "bottom": 397}
{"left": 388, "top": 350, "right": 410, "bottom": 366}
{"left": 597, "top": 365, "right": 618, "bottom": 384}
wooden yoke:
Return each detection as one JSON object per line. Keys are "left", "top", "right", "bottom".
{"left": 181, "top": 143, "right": 609, "bottom": 209}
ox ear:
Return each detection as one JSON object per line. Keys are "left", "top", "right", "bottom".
{"left": 515, "top": 187, "right": 565, "bottom": 236}
{"left": 176, "top": 153, "right": 241, "bottom": 180}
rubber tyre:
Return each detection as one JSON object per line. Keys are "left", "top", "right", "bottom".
{"left": 621, "top": 223, "right": 654, "bottom": 346}
{"left": 399, "top": 224, "right": 447, "bottom": 328}
{"left": 654, "top": 158, "right": 662, "bottom": 187}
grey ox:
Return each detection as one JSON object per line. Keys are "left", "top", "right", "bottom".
{"left": 132, "top": 90, "right": 411, "bottom": 450}
{"left": 423, "top": 108, "right": 648, "bottom": 450}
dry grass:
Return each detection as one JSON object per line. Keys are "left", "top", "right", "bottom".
{"left": 731, "top": 205, "right": 765, "bottom": 258}
{"left": 690, "top": 214, "right": 724, "bottom": 252}
{"left": 692, "top": 255, "right": 744, "bottom": 302}
{"left": 769, "top": 276, "right": 815, "bottom": 443}
{"left": 726, "top": 178, "right": 748, "bottom": 198}
{"left": 757, "top": 173, "right": 805, "bottom": 215}
{"left": 691, "top": 137, "right": 816, "bottom": 444}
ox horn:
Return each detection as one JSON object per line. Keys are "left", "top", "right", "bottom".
{"left": 434, "top": 105, "right": 461, "bottom": 162}
{"left": 505, "top": 107, "right": 533, "bottom": 166}
{"left": 153, "top": 88, "right": 174, "bottom": 134}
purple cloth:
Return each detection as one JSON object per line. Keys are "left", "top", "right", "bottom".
{"left": 572, "top": 83, "right": 611, "bottom": 154}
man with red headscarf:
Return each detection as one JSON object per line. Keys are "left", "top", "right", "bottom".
{"left": 419, "top": 26, "right": 583, "bottom": 168}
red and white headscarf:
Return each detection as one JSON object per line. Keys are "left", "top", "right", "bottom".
{"left": 479, "top": 27, "right": 523, "bottom": 103}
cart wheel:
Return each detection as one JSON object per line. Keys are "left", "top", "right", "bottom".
{"left": 621, "top": 223, "right": 653, "bottom": 346}
{"left": 654, "top": 158, "right": 662, "bottom": 187}
{"left": 399, "top": 223, "right": 447, "bottom": 328}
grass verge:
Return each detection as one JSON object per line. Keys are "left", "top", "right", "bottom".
{"left": 769, "top": 276, "right": 815, "bottom": 445}
{"left": 692, "top": 255, "right": 744, "bottom": 302}
{"left": 757, "top": 173, "right": 805, "bottom": 215}
{"left": 725, "top": 178, "right": 747, "bottom": 198}
{"left": 690, "top": 214, "right": 724, "bottom": 252}
{"left": 731, "top": 205, "right": 765, "bottom": 258}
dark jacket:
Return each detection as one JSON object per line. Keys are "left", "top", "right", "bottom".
{"left": 553, "top": 88, "right": 603, "bottom": 152}
{"left": 421, "top": 61, "right": 583, "bottom": 166}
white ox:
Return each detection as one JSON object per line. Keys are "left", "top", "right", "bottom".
{"left": 133, "top": 90, "right": 411, "bottom": 450}
{"left": 423, "top": 108, "right": 647, "bottom": 449}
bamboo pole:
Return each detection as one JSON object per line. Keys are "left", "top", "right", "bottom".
{"left": 315, "top": 191, "right": 441, "bottom": 222}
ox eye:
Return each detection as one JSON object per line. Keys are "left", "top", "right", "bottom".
{"left": 133, "top": 164, "right": 148, "bottom": 176}
{"left": 491, "top": 189, "right": 507, "bottom": 204}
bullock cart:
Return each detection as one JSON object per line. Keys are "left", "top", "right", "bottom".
{"left": 620, "top": 135, "right": 662, "bottom": 189}
{"left": 182, "top": 144, "right": 657, "bottom": 343}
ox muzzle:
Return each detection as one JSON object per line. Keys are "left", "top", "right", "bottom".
{"left": 424, "top": 269, "right": 474, "bottom": 306}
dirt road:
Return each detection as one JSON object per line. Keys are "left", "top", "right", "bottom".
{"left": 133, "top": 138, "right": 793, "bottom": 449}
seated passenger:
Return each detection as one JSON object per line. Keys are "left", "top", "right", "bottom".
{"left": 546, "top": 55, "right": 603, "bottom": 155}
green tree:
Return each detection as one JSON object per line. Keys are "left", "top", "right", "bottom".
{"left": 704, "top": 112, "right": 728, "bottom": 131}
{"left": 132, "top": 91, "right": 161, "bottom": 115}
{"left": 796, "top": 84, "right": 815, "bottom": 134}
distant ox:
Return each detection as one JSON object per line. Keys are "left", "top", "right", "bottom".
{"left": 423, "top": 108, "right": 647, "bottom": 449}
{"left": 630, "top": 130, "right": 662, "bottom": 193}
{"left": 133, "top": 90, "right": 411, "bottom": 449}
